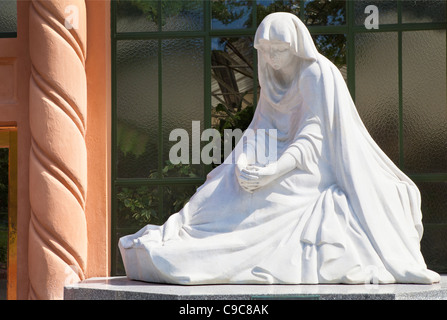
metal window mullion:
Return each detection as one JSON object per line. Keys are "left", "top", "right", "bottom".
{"left": 115, "top": 227, "right": 145, "bottom": 234}
{"left": 209, "top": 28, "right": 257, "bottom": 37}
{"left": 352, "top": 22, "right": 447, "bottom": 33}
{"left": 110, "top": 0, "right": 118, "bottom": 275}
{"left": 252, "top": 0, "right": 257, "bottom": 28}
{"left": 300, "top": 0, "right": 305, "bottom": 22}
{"left": 308, "top": 25, "right": 349, "bottom": 34}
{"left": 115, "top": 178, "right": 206, "bottom": 186}
{"left": 398, "top": 0, "right": 404, "bottom": 170}
{"left": 158, "top": 0, "right": 162, "bottom": 33}
{"left": 204, "top": 0, "right": 213, "bottom": 175}
{"left": 157, "top": 38, "right": 163, "bottom": 181}
{"left": 0, "top": 32, "right": 17, "bottom": 38}
{"left": 157, "top": 0, "right": 164, "bottom": 222}
{"left": 398, "top": 30, "right": 404, "bottom": 170}
{"left": 252, "top": 0, "right": 259, "bottom": 108}
{"left": 409, "top": 173, "right": 447, "bottom": 183}
{"left": 204, "top": 0, "right": 211, "bottom": 131}
{"left": 115, "top": 31, "right": 208, "bottom": 40}
{"left": 347, "top": 0, "right": 355, "bottom": 100}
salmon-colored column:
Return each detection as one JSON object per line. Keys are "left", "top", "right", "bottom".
{"left": 28, "top": 0, "right": 87, "bottom": 300}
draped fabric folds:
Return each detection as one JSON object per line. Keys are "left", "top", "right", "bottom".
{"left": 119, "top": 13, "right": 439, "bottom": 285}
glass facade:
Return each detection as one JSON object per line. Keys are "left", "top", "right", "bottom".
{"left": 111, "top": 0, "right": 447, "bottom": 275}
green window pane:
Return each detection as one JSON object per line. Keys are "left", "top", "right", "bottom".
{"left": 256, "top": 1, "right": 301, "bottom": 26}
{"left": 417, "top": 183, "right": 447, "bottom": 273}
{"left": 421, "top": 224, "right": 447, "bottom": 273}
{"left": 304, "top": 0, "right": 346, "bottom": 26}
{"left": 402, "top": 0, "right": 446, "bottom": 23}
{"left": 162, "top": 0, "right": 204, "bottom": 31}
{"left": 116, "top": 40, "right": 159, "bottom": 178}
{"left": 417, "top": 182, "right": 447, "bottom": 224}
{"left": 212, "top": 0, "right": 253, "bottom": 29}
{"left": 162, "top": 38, "right": 204, "bottom": 177}
{"left": 116, "top": 0, "right": 158, "bottom": 32}
{"left": 355, "top": 32, "right": 399, "bottom": 165}
{"left": 116, "top": 185, "right": 160, "bottom": 229}
{"left": 0, "top": 0, "right": 16, "bottom": 33}
{"left": 402, "top": 30, "right": 447, "bottom": 173}
{"left": 354, "top": 0, "right": 397, "bottom": 26}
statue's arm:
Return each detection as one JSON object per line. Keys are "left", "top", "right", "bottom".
{"left": 237, "top": 115, "right": 323, "bottom": 192}
{"left": 236, "top": 152, "right": 296, "bottom": 192}
{"left": 284, "top": 116, "right": 323, "bottom": 172}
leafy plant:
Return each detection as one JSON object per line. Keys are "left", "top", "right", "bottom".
{"left": 117, "top": 185, "right": 158, "bottom": 226}
{"left": 117, "top": 0, "right": 202, "bottom": 26}
{"left": 215, "top": 103, "right": 254, "bottom": 132}
{"left": 117, "top": 161, "right": 201, "bottom": 227}
{"left": 212, "top": 0, "right": 252, "bottom": 28}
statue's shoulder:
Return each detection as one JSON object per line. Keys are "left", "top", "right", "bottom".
{"left": 299, "top": 63, "right": 321, "bottom": 87}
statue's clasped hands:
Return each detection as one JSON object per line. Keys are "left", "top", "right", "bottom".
{"left": 236, "top": 163, "right": 280, "bottom": 193}
{"left": 235, "top": 152, "right": 297, "bottom": 193}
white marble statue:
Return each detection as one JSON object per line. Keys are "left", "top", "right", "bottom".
{"left": 119, "top": 12, "right": 440, "bottom": 285}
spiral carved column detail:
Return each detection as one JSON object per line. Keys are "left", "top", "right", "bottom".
{"left": 28, "top": 0, "right": 87, "bottom": 300}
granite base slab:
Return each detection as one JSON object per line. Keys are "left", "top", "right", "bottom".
{"left": 64, "top": 275, "right": 447, "bottom": 300}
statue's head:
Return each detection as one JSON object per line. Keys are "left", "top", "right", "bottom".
{"left": 256, "top": 39, "right": 294, "bottom": 71}
{"left": 254, "top": 12, "right": 318, "bottom": 63}
{"left": 254, "top": 13, "right": 319, "bottom": 108}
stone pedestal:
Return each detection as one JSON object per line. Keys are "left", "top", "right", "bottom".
{"left": 64, "top": 275, "right": 447, "bottom": 300}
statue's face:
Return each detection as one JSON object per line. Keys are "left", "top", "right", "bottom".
{"left": 258, "top": 40, "right": 294, "bottom": 71}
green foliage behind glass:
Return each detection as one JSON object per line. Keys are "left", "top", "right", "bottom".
{"left": 117, "top": 162, "right": 201, "bottom": 226}
{"left": 117, "top": 0, "right": 202, "bottom": 26}
{"left": 117, "top": 185, "right": 159, "bottom": 226}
